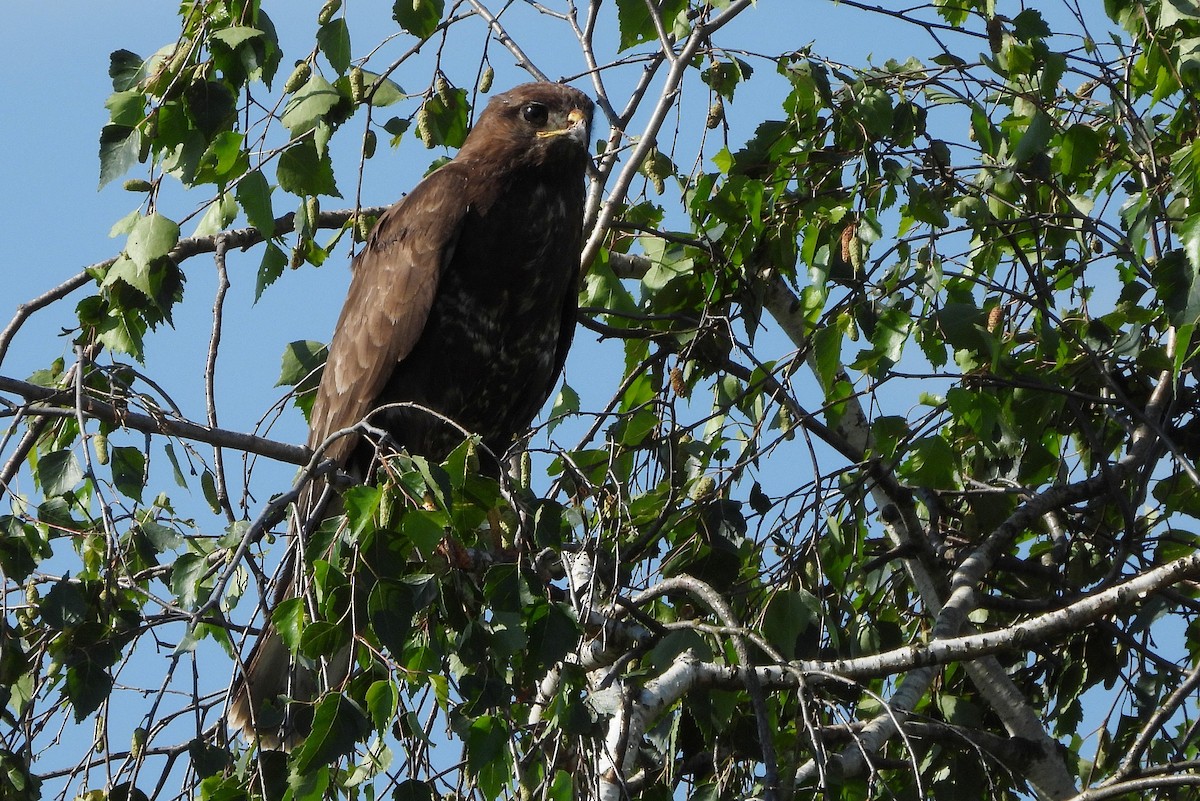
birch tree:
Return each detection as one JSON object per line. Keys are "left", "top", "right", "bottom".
{"left": 4, "top": 1, "right": 1200, "bottom": 799}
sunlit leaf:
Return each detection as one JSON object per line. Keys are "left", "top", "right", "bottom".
{"left": 281, "top": 74, "right": 344, "bottom": 136}
{"left": 37, "top": 450, "right": 84, "bottom": 498}
{"left": 126, "top": 213, "right": 180, "bottom": 269}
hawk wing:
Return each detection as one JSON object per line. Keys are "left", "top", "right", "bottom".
{"left": 307, "top": 164, "right": 471, "bottom": 467}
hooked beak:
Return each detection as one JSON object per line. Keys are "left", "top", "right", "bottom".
{"left": 536, "top": 107, "right": 590, "bottom": 145}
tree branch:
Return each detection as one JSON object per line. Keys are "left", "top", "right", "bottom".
{"left": 0, "top": 374, "right": 309, "bottom": 466}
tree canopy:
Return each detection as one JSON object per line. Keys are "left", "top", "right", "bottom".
{"left": 4, "top": 1, "right": 1200, "bottom": 799}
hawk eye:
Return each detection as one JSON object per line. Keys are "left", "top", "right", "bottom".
{"left": 521, "top": 102, "right": 549, "bottom": 126}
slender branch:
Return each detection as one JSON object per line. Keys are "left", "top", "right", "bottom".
{"left": 631, "top": 575, "right": 779, "bottom": 800}
{"left": 0, "top": 270, "right": 97, "bottom": 368}
{"left": 0, "top": 374, "right": 309, "bottom": 466}
{"left": 1112, "top": 658, "right": 1200, "bottom": 782}
{"left": 466, "top": 0, "right": 548, "bottom": 81}
{"left": 757, "top": 267, "right": 1079, "bottom": 797}
{"left": 1067, "top": 773, "right": 1200, "bottom": 801}
{"left": 0, "top": 206, "right": 389, "bottom": 379}
{"left": 652, "top": 548, "right": 1200, "bottom": 691}
{"left": 207, "top": 237, "right": 234, "bottom": 521}
{"left": 579, "top": 0, "right": 755, "bottom": 268}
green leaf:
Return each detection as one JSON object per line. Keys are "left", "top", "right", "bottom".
{"left": 65, "top": 660, "right": 114, "bottom": 722}
{"left": 236, "top": 170, "right": 275, "bottom": 235}
{"left": 392, "top": 780, "right": 437, "bottom": 801}
{"left": 614, "top": 0, "right": 688, "bottom": 50}
{"left": 170, "top": 552, "right": 207, "bottom": 610}
{"left": 292, "top": 694, "right": 371, "bottom": 774}
{"left": 98, "top": 124, "right": 140, "bottom": 189}
{"left": 37, "top": 449, "right": 83, "bottom": 497}
{"left": 1012, "top": 8, "right": 1051, "bottom": 39}
{"left": 1058, "top": 123, "right": 1101, "bottom": 179}
{"left": 969, "top": 105, "right": 995, "bottom": 156}
{"left": 281, "top": 74, "right": 344, "bottom": 136}
{"left": 341, "top": 484, "right": 382, "bottom": 543}
{"left": 647, "top": 629, "right": 711, "bottom": 673}
{"left": 1153, "top": 470, "right": 1200, "bottom": 518}
{"left": 200, "top": 468, "right": 221, "bottom": 513}
{"left": 138, "top": 517, "right": 182, "bottom": 551}
{"left": 287, "top": 765, "right": 331, "bottom": 801}
{"left": 277, "top": 340, "right": 327, "bottom": 390}
{"left": 392, "top": 0, "right": 444, "bottom": 40}
{"left": 210, "top": 25, "right": 264, "bottom": 50}
{"left": 901, "top": 435, "right": 959, "bottom": 489}
{"left": 1013, "top": 111, "right": 1053, "bottom": 164}
{"left": 97, "top": 304, "right": 147, "bottom": 357}
{"left": 256, "top": 242, "right": 289, "bottom": 301}
{"left": 1182, "top": 214, "right": 1200, "bottom": 277}
{"left": 194, "top": 131, "right": 249, "bottom": 185}
{"left": 410, "top": 456, "right": 452, "bottom": 511}
{"left": 164, "top": 443, "right": 189, "bottom": 488}
{"left": 854, "top": 301, "right": 913, "bottom": 375}
{"left": 366, "top": 679, "right": 399, "bottom": 732}
{"left": 184, "top": 80, "right": 237, "bottom": 136}
{"left": 852, "top": 85, "right": 895, "bottom": 138}
{"left": 402, "top": 508, "right": 445, "bottom": 559}
{"left": 529, "top": 602, "right": 578, "bottom": 670}
{"left": 109, "top": 49, "right": 144, "bottom": 91}
{"left": 1160, "top": 0, "right": 1200, "bottom": 26}
{"left": 300, "top": 621, "right": 349, "bottom": 659}
{"left": 317, "top": 19, "right": 352, "bottom": 75}
{"left": 110, "top": 446, "right": 146, "bottom": 502}
{"left": 1153, "top": 248, "right": 1200, "bottom": 327}
{"left": 549, "top": 384, "right": 580, "bottom": 431}
{"left": 126, "top": 213, "right": 181, "bottom": 269}
{"left": 103, "top": 255, "right": 152, "bottom": 299}
{"left": 364, "top": 72, "right": 405, "bottom": 107}
{"left": 277, "top": 140, "right": 341, "bottom": 197}
{"left": 701, "top": 59, "right": 754, "bottom": 100}
{"left": 762, "top": 589, "right": 819, "bottom": 659}
{"left": 368, "top": 580, "right": 415, "bottom": 657}
{"left": 414, "top": 91, "right": 469, "bottom": 149}
{"left": 811, "top": 317, "right": 843, "bottom": 393}
{"left": 618, "top": 407, "right": 659, "bottom": 446}
{"left": 105, "top": 90, "right": 146, "bottom": 127}
{"left": 189, "top": 738, "right": 233, "bottom": 780}
{"left": 0, "top": 516, "right": 40, "bottom": 581}
{"left": 466, "top": 714, "right": 508, "bottom": 773}
{"left": 191, "top": 192, "right": 237, "bottom": 238}
{"left": 272, "top": 597, "right": 307, "bottom": 652}
{"left": 41, "top": 579, "right": 88, "bottom": 629}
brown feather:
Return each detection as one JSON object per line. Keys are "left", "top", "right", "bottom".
{"left": 229, "top": 82, "right": 593, "bottom": 750}
{"left": 307, "top": 167, "right": 469, "bottom": 467}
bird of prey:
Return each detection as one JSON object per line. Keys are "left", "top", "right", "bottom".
{"left": 228, "top": 81, "right": 594, "bottom": 749}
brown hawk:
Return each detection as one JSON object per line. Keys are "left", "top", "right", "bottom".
{"left": 228, "top": 82, "right": 594, "bottom": 748}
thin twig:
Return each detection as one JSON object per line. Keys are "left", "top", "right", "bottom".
{"left": 466, "top": 0, "right": 549, "bottom": 81}
{"left": 207, "top": 236, "right": 234, "bottom": 522}
{"left": 0, "top": 374, "right": 309, "bottom": 466}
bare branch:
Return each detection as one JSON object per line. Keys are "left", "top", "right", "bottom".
{"left": 0, "top": 373, "right": 309, "bottom": 466}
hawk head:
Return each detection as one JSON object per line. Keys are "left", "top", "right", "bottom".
{"left": 458, "top": 82, "right": 594, "bottom": 172}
